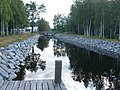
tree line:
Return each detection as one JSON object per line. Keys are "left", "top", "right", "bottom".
{"left": 25, "top": 1, "right": 47, "bottom": 32}
{"left": 0, "top": 0, "right": 28, "bottom": 36}
{"left": 37, "top": 18, "right": 49, "bottom": 32}
{"left": 0, "top": 0, "right": 49, "bottom": 37}
{"left": 53, "top": 0, "right": 120, "bottom": 40}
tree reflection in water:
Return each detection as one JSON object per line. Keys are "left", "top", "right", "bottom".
{"left": 25, "top": 53, "right": 46, "bottom": 72}
{"left": 53, "top": 39, "right": 66, "bottom": 57}
{"left": 53, "top": 39, "right": 120, "bottom": 90}
{"left": 14, "top": 64, "right": 26, "bottom": 80}
{"left": 37, "top": 36, "right": 49, "bottom": 51}
{"left": 15, "top": 38, "right": 48, "bottom": 80}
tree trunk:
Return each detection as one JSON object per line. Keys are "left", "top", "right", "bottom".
{"left": 99, "top": 20, "right": 103, "bottom": 38}
{"left": 83, "top": 22, "right": 86, "bottom": 35}
{"left": 1, "top": 19, "right": 5, "bottom": 37}
{"left": 102, "top": 18, "right": 104, "bottom": 38}
{"left": 86, "top": 25, "right": 89, "bottom": 36}
{"left": 10, "top": 28, "right": 12, "bottom": 35}
{"left": 15, "top": 21, "right": 19, "bottom": 35}
{"left": 32, "top": 22, "right": 34, "bottom": 33}
{"left": 6, "top": 22, "right": 8, "bottom": 36}
{"left": 102, "top": 9, "right": 105, "bottom": 38}
{"left": 31, "top": 14, "right": 34, "bottom": 33}
{"left": 109, "top": 19, "right": 113, "bottom": 39}
{"left": 84, "top": 30, "right": 86, "bottom": 35}
{"left": 88, "top": 20, "right": 92, "bottom": 36}
{"left": 99, "top": 9, "right": 105, "bottom": 38}
{"left": 119, "top": 23, "right": 120, "bottom": 40}
{"left": 77, "top": 22, "right": 80, "bottom": 34}
{"left": 94, "top": 28, "right": 98, "bottom": 36}
{"left": 12, "top": 19, "right": 15, "bottom": 34}
{"left": 77, "top": 17, "right": 80, "bottom": 34}
{"left": 114, "top": 25, "right": 117, "bottom": 39}
{"left": 16, "top": 22, "right": 19, "bottom": 35}
{"left": 1, "top": 20, "right": 2, "bottom": 36}
{"left": 110, "top": 28, "right": 112, "bottom": 39}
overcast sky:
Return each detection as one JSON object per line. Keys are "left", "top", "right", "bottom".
{"left": 22, "top": 0, "right": 73, "bottom": 28}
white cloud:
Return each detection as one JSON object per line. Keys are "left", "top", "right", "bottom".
{"left": 22, "top": 0, "right": 73, "bottom": 28}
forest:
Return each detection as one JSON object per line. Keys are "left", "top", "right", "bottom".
{"left": 53, "top": 0, "right": 120, "bottom": 40}
{"left": 0, "top": 0, "right": 28, "bottom": 36}
{"left": 0, "top": 0, "right": 48, "bottom": 37}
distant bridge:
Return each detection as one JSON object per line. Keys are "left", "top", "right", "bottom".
{"left": 42, "top": 31, "right": 58, "bottom": 36}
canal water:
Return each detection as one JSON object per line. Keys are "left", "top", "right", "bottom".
{"left": 15, "top": 36, "right": 120, "bottom": 90}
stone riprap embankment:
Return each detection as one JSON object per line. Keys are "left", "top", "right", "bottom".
{"left": 0, "top": 35, "right": 39, "bottom": 81}
{"left": 55, "top": 34, "right": 120, "bottom": 59}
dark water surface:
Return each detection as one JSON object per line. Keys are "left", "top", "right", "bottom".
{"left": 15, "top": 37, "right": 120, "bottom": 90}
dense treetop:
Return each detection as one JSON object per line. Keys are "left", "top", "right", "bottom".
{"left": 25, "top": 1, "right": 46, "bottom": 32}
{"left": 53, "top": 0, "right": 120, "bottom": 40}
{"left": 0, "top": 0, "right": 28, "bottom": 36}
{"left": 0, "top": 0, "right": 48, "bottom": 36}
{"left": 37, "top": 18, "right": 49, "bottom": 32}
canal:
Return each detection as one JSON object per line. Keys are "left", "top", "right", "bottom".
{"left": 15, "top": 36, "right": 120, "bottom": 90}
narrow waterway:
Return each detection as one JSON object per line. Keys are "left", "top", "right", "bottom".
{"left": 15, "top": 36, "right": 120, "bottom": 90}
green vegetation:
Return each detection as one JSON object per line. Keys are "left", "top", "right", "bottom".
{"left": 0, "top": 33, "right": 38, "bottom": 47}
{"left": 37, "top": 18, "right": 50, "bottom": 31}
{"left": 0, "top": 0, "right": 49, "bottom": 47}
{"left": 62, "top": 33, "right": 120, "bottom": 42}
{"left": 0, "top": 0, "right": 28, "bottom": 36}
{"left": 53, "top": 0, "right": 120, "bottom": 40}
{"left": 0, "top": 0, "right": 48, "bottom": 37}
{"left": 25, "top": 1, "right": 46, "bottom": 32}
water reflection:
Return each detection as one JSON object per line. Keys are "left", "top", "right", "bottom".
{"left": 15, "top": 37, "right": 120, "bottom": 89}
{"left": 37, "top": 37, "right": 49, "bottom": 51}
{"left": 53, "top": 39, "right": 120, "bottom": 89}
{"left": 53, "top": 39, "right": 66, "bottom": 57}
{"left": 14, "top": 65, "right": 26, "bottom": 80}
{"left": 26, "top": 46, "right": 46, "bottom": 72}
{"left": 25, "top": 53, "right": 46, "bottom": 72}
{"left": 15, "top": 46, "right": 46, "bottom": 80}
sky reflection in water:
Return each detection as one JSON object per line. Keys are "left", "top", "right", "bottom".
{"left": 16, "top": 37, "right": 120, "bottom": 90}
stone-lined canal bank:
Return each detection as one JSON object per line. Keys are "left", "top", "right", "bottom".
{"left": 55, "top": 34, "right": 120, "bottom": 59}
{"left": 0, "top": 35, "right": 39, "bottom": 81}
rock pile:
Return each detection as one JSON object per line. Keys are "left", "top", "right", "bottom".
{"left": 0, "top": 35, "right": 39, "bottom": 81}
{"left": 55, "top": 34, "right": 120, "bottom": 59}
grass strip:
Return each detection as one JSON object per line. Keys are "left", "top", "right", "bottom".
{"left": 0, "top": 33, "right": 38, "bottom": 47}
{"left": 62, "top": 33, "right": 120, "bottom": 43}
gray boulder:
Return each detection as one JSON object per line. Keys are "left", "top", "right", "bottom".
{"left": 0, "top": 67, "right": 9, "bottom": 78}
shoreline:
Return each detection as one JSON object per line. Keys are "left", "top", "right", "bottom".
{"left": 0, "top": 35, "right": 40, "bottom": 81}
{"left": 55, "top": 34, "right": 120, "bottom": 59}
